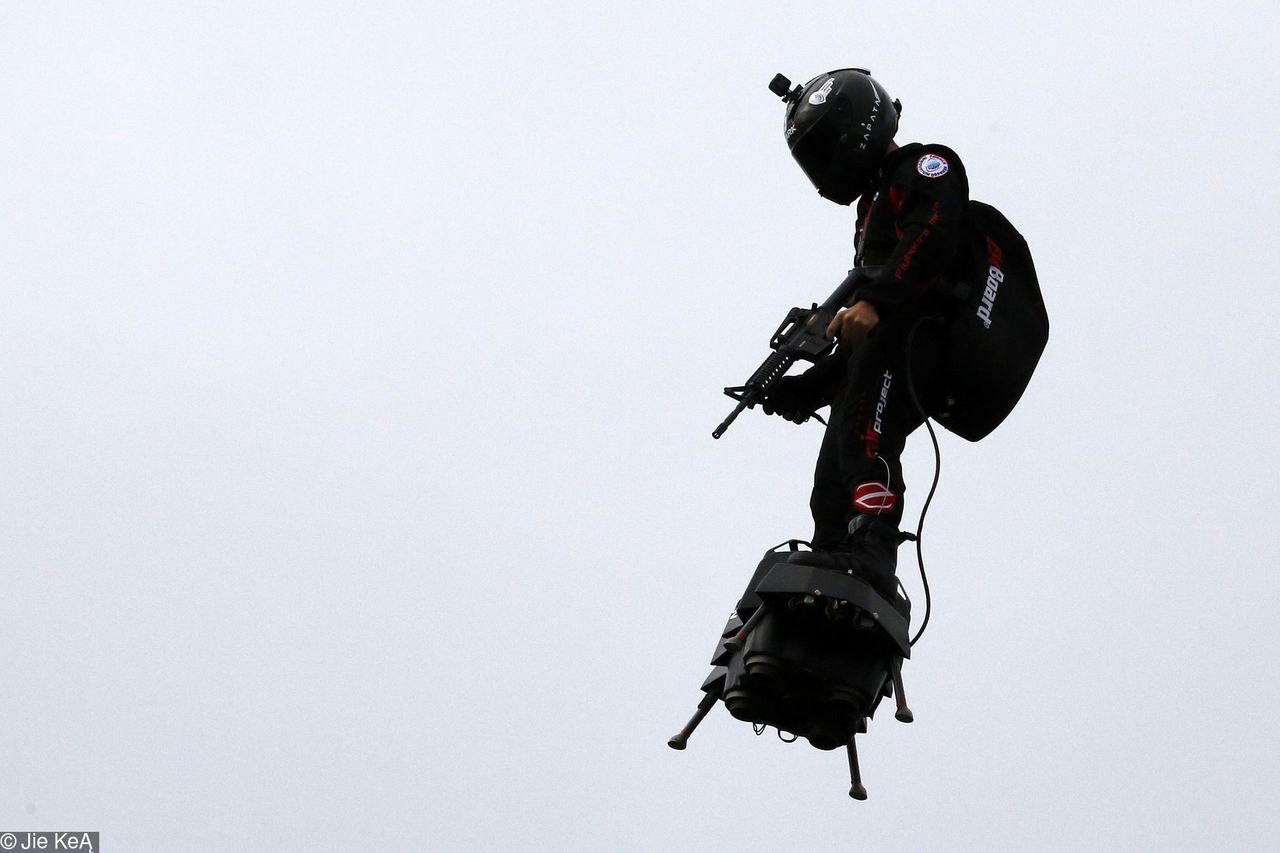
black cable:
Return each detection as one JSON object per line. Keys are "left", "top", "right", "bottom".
{"left": 904, "top": 316, "right": 944, "bottom": 647}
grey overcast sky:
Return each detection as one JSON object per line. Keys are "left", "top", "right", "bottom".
{"left": 3, "top": 1, "right": 1279, "bottom": 851}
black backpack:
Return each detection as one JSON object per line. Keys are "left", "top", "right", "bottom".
{"left": 933, "top": 201, "right": 1049, "bottom": 441}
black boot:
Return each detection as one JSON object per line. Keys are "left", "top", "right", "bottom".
{"left": 789, "top": 515, "right": 905, "bottom": 610}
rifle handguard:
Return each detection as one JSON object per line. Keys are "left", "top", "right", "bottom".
{"left": 712, "top": 268, "right": 872, "bottom": 439}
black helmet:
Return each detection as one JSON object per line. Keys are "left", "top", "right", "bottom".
{"left": 770, "top": 69, "right": 901, "bottom": 205}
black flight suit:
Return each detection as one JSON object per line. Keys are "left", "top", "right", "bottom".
{"left": 808, "top": 142, "right": 970, "bottom": 550}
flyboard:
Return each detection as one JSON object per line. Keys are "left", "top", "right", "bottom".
{"left": 668, "top": 540, "right": 913, "bottom": 800}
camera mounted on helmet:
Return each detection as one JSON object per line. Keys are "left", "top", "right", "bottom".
{"left": 768, "top": 73, "right": 805, "bottom": 104}
{"left": 771, "top": 69, "right": 902, "bottom": 205}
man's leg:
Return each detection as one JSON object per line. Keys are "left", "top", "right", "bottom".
{"left": 809, "top": 413, "right": 849, "bottom": 551}
{"left": 798, "top": 312, "right": 946, "bottom": 600}
{"left": 838, "top": 312, "right": 946, "bottom": 526}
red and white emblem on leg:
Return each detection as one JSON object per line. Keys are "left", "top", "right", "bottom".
{"left": 853, "top": 481, "right": 896, "bottom": 514}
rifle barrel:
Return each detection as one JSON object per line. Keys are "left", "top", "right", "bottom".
{"left": 712, "top": 400, "right": 749, "bottom": 439}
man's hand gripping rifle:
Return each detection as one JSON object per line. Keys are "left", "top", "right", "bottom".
{"left": 712, "top": 269, "right": 867, "bottom": 439}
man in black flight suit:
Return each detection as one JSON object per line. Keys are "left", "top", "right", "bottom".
{"left": 762, "top": 68, "right": 970, "bottom": 608}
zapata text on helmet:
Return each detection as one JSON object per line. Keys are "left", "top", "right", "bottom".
{"left": 858, "top": 84, "right": 882, "bottom": 151}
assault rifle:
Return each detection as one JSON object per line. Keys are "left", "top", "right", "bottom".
{"left": 712, "top": 268, "right": 870, "bottom": 439}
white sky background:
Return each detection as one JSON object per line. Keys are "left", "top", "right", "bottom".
{"left": 3, "top": 1, "right": 1279, "bottom": 850}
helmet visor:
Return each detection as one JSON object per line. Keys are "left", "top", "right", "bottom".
{"left": 790, "top": 117, "right": 867, "bottom": 205}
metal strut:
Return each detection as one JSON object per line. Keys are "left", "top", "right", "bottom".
{"left": 846, "top": 730, "right": 868, "bottom": 800}
{"left": 723, "top": 604, "right": 769, "bottom": 653}
{"left": 888, "top": 656, "right": 914, "bottom": 724}
{"left": 667, "top": 685, "right": 722, "bottom": 750}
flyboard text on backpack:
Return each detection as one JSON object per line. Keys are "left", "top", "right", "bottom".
{"left": 934, "top": 201, "right": 1049, "bottom": 442}
{"left": 976, "top": 237, "right": 1004, "bottom": 329}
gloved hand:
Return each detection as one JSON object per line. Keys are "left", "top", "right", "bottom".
{"left": 762, "top": 371, "right": 827, "bottom": 424}
{"left": 826, "top": 299, "right": 881, "bottom": 347}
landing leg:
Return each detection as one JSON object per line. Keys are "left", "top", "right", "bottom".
{"left": 888, "top": 656, "right": 913, "bottom": 723}
{"left": 846, "top": 730, "right": 868, "bottom": 800}
{"left": 668, "top": 686, "right": 721, "bottom": 750}
{"left": 723, "top": 604, "right": 769, "bottom": 653}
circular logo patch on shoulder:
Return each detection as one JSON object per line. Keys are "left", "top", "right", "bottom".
{"left": 917, "top": 153, "right": 950, "bottom": 178}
